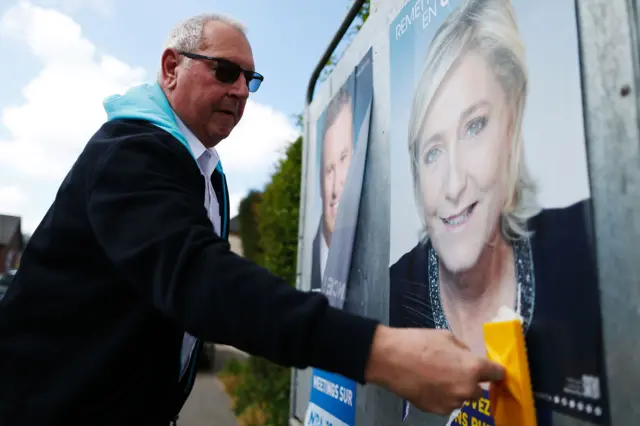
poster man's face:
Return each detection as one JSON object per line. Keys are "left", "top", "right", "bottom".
{"left": 322, "top": 106, "right": 354, "bottom": 238}
{"left": 418, "top": 52, "right": 512, "bottom": 273}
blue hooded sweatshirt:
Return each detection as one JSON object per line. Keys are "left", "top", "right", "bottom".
{"left": 102, "top": 81, "right": 228, "bottom": 238}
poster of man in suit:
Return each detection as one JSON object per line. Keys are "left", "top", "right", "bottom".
{"left": 303, "top": 49, "right": 373, "bottom": 426}
{"left": 310, "top": 86, "right": 354, "bottom": 293}
{"left": 310, "top": 49, "right": 373, "bottom": 314}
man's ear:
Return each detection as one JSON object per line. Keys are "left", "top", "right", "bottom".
{"left": 160, "top": 48, "right": 181, "bottom": 90}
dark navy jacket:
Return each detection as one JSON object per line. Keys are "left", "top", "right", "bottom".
{"left": 0, "top": 119, "right": 378, "bottom": 426}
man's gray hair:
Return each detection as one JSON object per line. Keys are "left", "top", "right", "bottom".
{"left": 163, "top": 13, "right": 246, "bottom": 52}
{"left": 321, "top": 87, "right": 353, "bottom": 150}
{"left": 157, "top": 13, "right": 246, "bottom": 80}
{"left": 319, "top": 87, "right": 354, "bottom": 188}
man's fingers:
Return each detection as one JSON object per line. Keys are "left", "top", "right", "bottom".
{"left": 475, "top": 358, "right": 505, "bottom": 382}
{"left": 469, "top": 385, "right": 484, "bottom": 402}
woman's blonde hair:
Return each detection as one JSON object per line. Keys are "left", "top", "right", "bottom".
{"left": 408, "top": 0, "right": 540, "bottom": 243}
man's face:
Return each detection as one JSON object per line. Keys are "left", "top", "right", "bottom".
{"left": 161, "top": 20, "right": 254, "bottom": 147}
{"left": 321, "top": 106, "right": 353, "bottom": 238}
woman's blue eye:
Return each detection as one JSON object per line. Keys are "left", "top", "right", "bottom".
{"left": 465, "top": 116, "right": 488, "bottom": 137}
{"left": 424, "top": 147, "right": 441, "bottom": 165}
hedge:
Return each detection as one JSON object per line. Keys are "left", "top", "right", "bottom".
{"left": 227, "top": 136, "right": 302, "bottom": 426}
{"left": 256, "top": 136, "right": 302, "bottom": 284}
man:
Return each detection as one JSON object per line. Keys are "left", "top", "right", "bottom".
{"left": 0, "top": 14, "right": 504, "bottom": 425}
{"left": 311, "top": 88, "right": 354, "bottom": 292}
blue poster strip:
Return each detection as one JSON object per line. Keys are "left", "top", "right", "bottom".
{"left": 304, "top": 402, "right": 350, "bottom": 426}
{"left": 402, "top": 390, "right": 553, "bottom": 425}
{"left": 308, "top": 368, "right": 357, "bottom": 426}
{"left": 402, "top": 390, "right": 493, "bottom": 425}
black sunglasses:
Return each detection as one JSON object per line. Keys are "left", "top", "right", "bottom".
{"left": 178, "top": 51, "right": 263, "bottom": 93}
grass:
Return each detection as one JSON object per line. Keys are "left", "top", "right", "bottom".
{"left": 218, "top": 366, "right": 268, "bottom": 426}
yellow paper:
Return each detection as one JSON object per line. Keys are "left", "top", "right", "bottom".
{"left": 483, "top": 307, "right": 537, "bottom": 426}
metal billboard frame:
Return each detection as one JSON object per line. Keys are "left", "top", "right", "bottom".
{"left": 291, "top": 1, "right": 640, "bottom": 425}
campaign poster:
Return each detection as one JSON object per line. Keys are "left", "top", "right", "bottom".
{"left": 304, "top": 48, "right": 373, "bottom": 426}
{"left": 387, "top": 1, "right": 609, "bottom": 425}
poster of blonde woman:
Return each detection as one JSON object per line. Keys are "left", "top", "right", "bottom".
{"left": 388, "top": 1, "right": 610, "bottom": 425}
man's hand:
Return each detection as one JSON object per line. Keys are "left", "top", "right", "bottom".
{"left": 364, "top": 325, "right": 504, "bottom": 415}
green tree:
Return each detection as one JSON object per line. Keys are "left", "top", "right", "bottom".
{"left": 231, "top": 137, "right": 302, "bottom": 426}
{"left": 354, "top": 0, "right": 370, "bottom": 31}
{"left": 256, "top": 137, "right": 302, "bottom": 283}
{"left": 320, "top": 0, "right": 371, "bottom": 82}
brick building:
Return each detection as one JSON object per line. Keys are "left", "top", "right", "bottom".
{"left": 0, "top": 214, "right": 24, "bottom": 274}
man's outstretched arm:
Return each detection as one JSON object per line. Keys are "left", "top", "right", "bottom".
{"left": 86, "top": 129, "right": 505, "bottom": 415}
{"left": 86, "top": 132, "right": 378, "bottom": 383}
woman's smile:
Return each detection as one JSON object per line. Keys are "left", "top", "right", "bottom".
{"left": 440, "top": 201, "right": 479, "bottom": 229}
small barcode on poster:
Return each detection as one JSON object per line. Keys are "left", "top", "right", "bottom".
{"left": 582, "top": 375, "right": 601, "bottom": 399}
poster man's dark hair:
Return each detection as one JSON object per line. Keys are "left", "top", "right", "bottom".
{"left": 319, "top": 86, "right": 354, "bottom": 185}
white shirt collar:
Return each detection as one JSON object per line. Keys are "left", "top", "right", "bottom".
{"left": 320, "top": 228, "right": 329, "bottom": 281}
{"left": 173, "top": 111, "right": 220, "bottom": 178}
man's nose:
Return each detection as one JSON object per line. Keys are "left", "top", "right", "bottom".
{"left": 229, "top": 73, "right": 250, "bottom": 99}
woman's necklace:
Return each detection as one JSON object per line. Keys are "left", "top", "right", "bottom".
{"left": 426, "top": 238, "right": 536, "bottom": 334}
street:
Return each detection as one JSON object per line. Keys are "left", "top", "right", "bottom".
{"left": 177, "top": 373, "right": 237, "bottom": 426}
{"left": 177, "top": 345, "right": 248, "bottom": 426}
